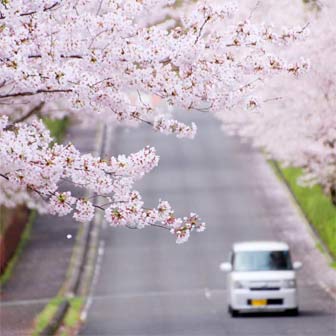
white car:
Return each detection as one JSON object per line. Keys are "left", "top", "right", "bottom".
{"left": 220, "top": 241, "right": 302, "bottom": 317}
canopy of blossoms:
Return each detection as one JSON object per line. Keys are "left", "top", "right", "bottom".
{"left": 215, "top": 0, "right": 336, "bottom": 202}
{"left": 0, "top": 0, "right": 308, "bottom": 242}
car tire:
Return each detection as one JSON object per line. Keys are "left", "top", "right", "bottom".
{"left": 287, "top": 307, "right": 299, "bottom": 316}
{"left": 228, "top": 305, "right": 239, "bottom": 318}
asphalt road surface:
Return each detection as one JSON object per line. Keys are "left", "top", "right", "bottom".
{"left": 80, "top": 111, "right": 336, "bottom": 336}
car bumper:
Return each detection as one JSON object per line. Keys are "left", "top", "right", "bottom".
{"left": 230, "top": 288, "right": 298, "bottom": 312}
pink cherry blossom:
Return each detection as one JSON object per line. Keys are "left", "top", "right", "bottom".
{"left": 73, "top": 199, "right": 95, "bottom": 223}
{"left": 49, "top": 192, "right": 76, "bottom": 216}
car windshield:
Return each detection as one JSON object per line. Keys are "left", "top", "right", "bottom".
{"left": 233, "top": 250, "right": 293, "bottom": 271}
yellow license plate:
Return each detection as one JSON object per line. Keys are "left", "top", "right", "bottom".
{"left": 251, "top": 299, "right": 267, "bottom": 306}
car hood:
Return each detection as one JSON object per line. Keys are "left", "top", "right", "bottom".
{"left": 232, "top": 270, "right": 295, "bottom": 282}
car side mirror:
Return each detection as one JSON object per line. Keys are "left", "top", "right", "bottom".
{"left": 293, "top": 261, "right": 302, "bottom": 270}
{"left": 219, "top": 262, "right": 232, "bottom": 272}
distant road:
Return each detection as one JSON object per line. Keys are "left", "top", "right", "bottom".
{"left": 81, "top": 112, "right": 336, "bottom": 336}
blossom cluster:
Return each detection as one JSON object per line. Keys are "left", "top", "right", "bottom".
{"left": 153, "top": 116, "right": 197, "bottom": 139}
{"left": 0, "top": 116, "right": 204, "bottom": 242}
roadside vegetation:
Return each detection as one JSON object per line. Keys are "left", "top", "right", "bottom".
{"left": 32, "top": 296, "right": 84, "bottom": 336}
{"left": 32, "top": 297, "right": 65, "bottom": 336}
{"left": 271, "top": 162, "right": 336, "bottom": 261}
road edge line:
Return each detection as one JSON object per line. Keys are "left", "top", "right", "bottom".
{"left": 38, "top": 123, "right": 106, "bottom": 335}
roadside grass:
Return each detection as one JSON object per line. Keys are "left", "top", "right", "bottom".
{"left": 330, "top": 260, "right": 336, "bottom": 270}
{"left": 33, "top": 297, "right": 65, "bottom": 336}
{"left": 0, "top": 211, "right": 36, "bottom": 287}
{"left": 63, "top": 297, "right": 84, "bottom": 328}
{"left": 270, "top": 162, "right": 336, "bottom": 260}
{"left": 32, "top": 296, "right": 84, "bottom": 336}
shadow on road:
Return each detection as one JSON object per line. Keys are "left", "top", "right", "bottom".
{"left": 236, "top": 310, "right": 326, "bottom": 318}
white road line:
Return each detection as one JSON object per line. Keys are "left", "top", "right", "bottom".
{"left": 80, "top": 239, "right": 105, "bottom": 322}
{"left": 0, "top": 297, "right": 51, "bottom": 307}
{"left": 87, "top": 288, "right": 227, "bottom": 302}
{"left": 318, "top": 281, "right": 336, "bottom": 301}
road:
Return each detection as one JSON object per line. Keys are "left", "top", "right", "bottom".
{"left": 80, "top": 111, "right": 336, "bottom": 336}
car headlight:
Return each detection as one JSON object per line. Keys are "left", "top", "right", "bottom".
{"left": 282, "top": 279, "right": 296, "bottom": 288}
{"left": 233, "top": 280, "right": 244, "bottom": 289}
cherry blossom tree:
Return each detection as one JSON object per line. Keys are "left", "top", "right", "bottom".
{"left": 215, "top": 0, "right": 336, "bottom": 203}
{"left": 0, "top": 0, "right": 307, "bottom": 242}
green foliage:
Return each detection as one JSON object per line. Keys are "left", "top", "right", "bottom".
{"left": 276, "top": 165, "right": 336, "bottom": 260}
{"left": 43, "top": 117, "right": 69, "bottom": 144}
{"left": 32, "top": 296, "right": 65, "bottom": 336}
{"left": 0, "top": 211, "right": 36, "bottom": 287}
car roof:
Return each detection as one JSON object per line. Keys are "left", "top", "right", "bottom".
{"left": 233, "top": 241, "right": 289, "bottom": 252}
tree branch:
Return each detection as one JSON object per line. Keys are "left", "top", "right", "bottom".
{"left": 6, "top": 102, "right": 45, "bottom": 129}
{"left": 0, "top": 89, "right": 72, "bottom": 100}
{"left": 0, "top": 2, "right": 60, "bottom": 20}
{"left": 194, "top": 16, "right": 211, "bottom": 45}
{"left": 28, "top": 54, "right": 83, "bottom": 60}
{"left": 150, "top": 223, "right": 170, "bottom": 230}
{"left": 0, "top": 173, "right": 9, "bottom": 181}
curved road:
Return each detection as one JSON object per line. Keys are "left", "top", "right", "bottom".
{"left": 81, "top": 112, "right": 336, "bottom": 336}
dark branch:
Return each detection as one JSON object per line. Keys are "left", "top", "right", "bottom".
{"left": 0, "top": 89, "right": 72, "bottom": 99}
{"left": 194, "top": 16, "right": 211, "bottom": 45}
{"left": 0, "top": 2, "right": 60, "bottom": 20}
{"left": 150, "top": 223, "right": 170, "bottom": 230}
{"left": 28, "top": 54, "right": 83, "bottom": 60}
{"left": 0, "top": 173, "right": 9, "bottom": 181}
{"left": 5, "top": 102, "right": 45, "bottom": 129}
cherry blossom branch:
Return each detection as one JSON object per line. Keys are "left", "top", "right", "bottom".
{"left": 0, "top": 89, "right": 72, "bottom": 99}
{"left": 0, "top": 0, "right": 311, "bottom": 243}
{"left": 28, "top": 54, "right": 83, "bottom": 60}
{"left": 194, "top": 16, "right": 211, "bottom": 45}
{"left": 21, "top": 2, "right": 60, "bottom": 17}
{"left": 263, "top": 97, "right": 283, "bottom": 103}
{"left": 0, "top": 173, "right": 9, "bottom": 181}
{"left": 5, "top": 102, "right": 45, "bottom": 130}
{"left": 0, "top": 2, "right": 60, "bottom": 19}
{"left": 96, "top": 0, "right": 104, "bottom": 15}
{"left": 150, "top": 223, "right": 170, "bottom": 230}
